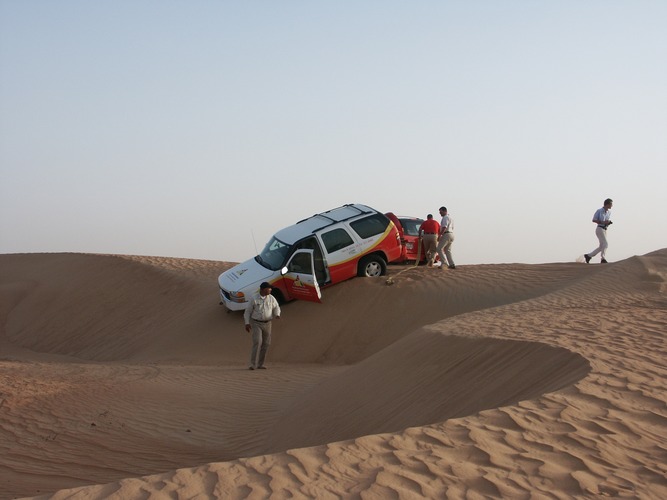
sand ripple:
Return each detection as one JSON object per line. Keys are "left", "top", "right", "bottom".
{"left": 1, "top": 251, "right": 666, "bottom": 498}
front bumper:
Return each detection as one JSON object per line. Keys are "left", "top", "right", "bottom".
{"left": 219, "top": 288, "right": 248, "bottom": 312}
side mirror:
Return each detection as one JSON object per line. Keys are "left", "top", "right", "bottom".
{"left": 281, "top": 266, "right": 289, "bottom": 276}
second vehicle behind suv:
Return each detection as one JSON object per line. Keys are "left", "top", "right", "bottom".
{"left": 385, "top": 213, "right": 432, "bottom": 263}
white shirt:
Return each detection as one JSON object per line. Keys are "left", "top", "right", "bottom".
{"left": 244, "top": 293, "right": 281, "bottom": 324}
{"left": 440, "top": 214, "right": 454, "bottom": 234}
{"left": 593, "top": 208, "right": 611, "bottom": 227}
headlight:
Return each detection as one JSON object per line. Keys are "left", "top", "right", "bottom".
{"left": 229, "top": 291, "right": 246, "bottom": 303}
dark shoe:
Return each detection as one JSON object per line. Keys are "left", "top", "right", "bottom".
{"left": 248, "top": 366, "right": 255, "bottom": 370}
{"left": 448, "top": 265, "right": 456, "bottom": 269}
{"left": 257, "top": 366, "right": 267, "bottom": 369}
{"left": 601, "top": 259, "right": 608, "bottom": 264}
{"left": 584, "top": 254, "right": 591, "bottom": 264}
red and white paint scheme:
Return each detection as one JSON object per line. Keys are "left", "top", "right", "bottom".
{"left": 218, "top": 204, "right": 402, "bottom": 311}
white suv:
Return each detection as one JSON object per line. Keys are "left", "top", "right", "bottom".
{"left": 218, "top": 204, "right": 402, "bottom": 311}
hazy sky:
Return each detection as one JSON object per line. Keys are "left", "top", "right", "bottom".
{"left": 2, "top": 1, "right": 666, "bottom": 265}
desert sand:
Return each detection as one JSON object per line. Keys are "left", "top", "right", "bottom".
{"left": 1, "top": 251, "right": 666, "bottom": 499}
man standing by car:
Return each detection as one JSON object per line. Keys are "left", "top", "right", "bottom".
{"left": 418, "top": 214, "right": 440, "bottom": 267}
{"left": 244, "top": 282, "right": 281, "bottom": 370}
{"left": 436, "top": 206, "right": 456, "bottom": 269}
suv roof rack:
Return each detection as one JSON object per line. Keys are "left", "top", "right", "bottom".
{"left": 296, "top": 203, "right": 373, "bottom": 229}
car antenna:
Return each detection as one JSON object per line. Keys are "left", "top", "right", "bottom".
{"left": 251, "top": 229, "right": 259, "bottom": 255}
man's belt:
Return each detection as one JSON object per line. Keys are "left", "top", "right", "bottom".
{"left": 252, "top": 318, "right": 270, "bottom": 323}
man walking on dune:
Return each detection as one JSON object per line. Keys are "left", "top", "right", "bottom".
{"left": 244, "top": 282, "right": 281, "bottom": 370}
{"left": 436, "top": 206, "right": 456, "bottom": 269}
{"left": 584, "top": 198, "right": 613, "bottom": 264}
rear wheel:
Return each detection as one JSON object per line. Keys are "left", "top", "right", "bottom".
{"left": 358, "top": 255, "right": 387, "bottom": 277}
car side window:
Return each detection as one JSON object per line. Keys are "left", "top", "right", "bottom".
{"left": 349, "top": 214, "right": 389, "bottom": 239}
{"left": 321, "top": 228, "right": 355, "bottom": 253}
{"left": 288, "top": 252, "right": 313, "bottom": 273}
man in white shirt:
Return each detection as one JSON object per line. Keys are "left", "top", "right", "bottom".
{"left": 244, "top": 281, "right": 281, "bottom": 370}
{"left": 584, "top": 198, "right": 613, "bottom": 264}
{"left": 436, "top": 206, "right": 456, "bottom": 269}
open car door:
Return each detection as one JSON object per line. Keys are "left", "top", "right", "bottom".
{"left": 385, "top": 212, "right": 408, "bottom": 262}
{"left": 281, "top": 249, "right": 322, "bottom": 303}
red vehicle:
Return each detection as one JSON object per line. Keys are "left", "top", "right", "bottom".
{"left": 385, "top": 213, "right": 436, "bottom": 264}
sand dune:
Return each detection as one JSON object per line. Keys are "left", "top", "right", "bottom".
{"left": 1, "top": 251, "right": 666, "bottom": 498}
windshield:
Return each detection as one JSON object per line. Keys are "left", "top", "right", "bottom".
{"left": 256, "top": 236, "right": 291, "bottom": 271}
{"left": 399, "top": 218, "right": 423, "bottom": 237}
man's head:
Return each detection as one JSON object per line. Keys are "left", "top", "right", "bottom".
{"left": 259, "top": 282, "right": 273, "bottom": 296}
{"left": 604, "top": 198, "right": 613, "bottom": 209}
{"left": 426, "top": 214, "right": 433, "bottom": 219}
{"left": 439, "top": 206, "right": 447, "bottom": 215}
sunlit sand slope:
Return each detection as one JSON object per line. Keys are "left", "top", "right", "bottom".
{"left": 1, "top": 251, "right": 665, "bottom": 498}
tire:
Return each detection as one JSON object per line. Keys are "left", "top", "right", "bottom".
{"left": 358, "top": 255, "right": 387, "bottom": 277}
{"left": 271, "top": 288, "right": 286, "bottom": 305}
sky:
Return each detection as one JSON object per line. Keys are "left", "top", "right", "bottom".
{"left": 1, "top": 1, "right": 666, "bottom": 265}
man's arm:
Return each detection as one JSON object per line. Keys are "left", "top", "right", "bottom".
{"left": 244, "top": 301, "right": 253, "bottom": 331}
{"left": 272, "top": 297, "right": 281, "bottom": 320}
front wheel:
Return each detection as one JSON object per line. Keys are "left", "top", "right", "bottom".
{"left": 271, "top": 288, "right": 286, "bottom": 305}
{"left": 358, "top": 255, "right": 387, "bottom": 277}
